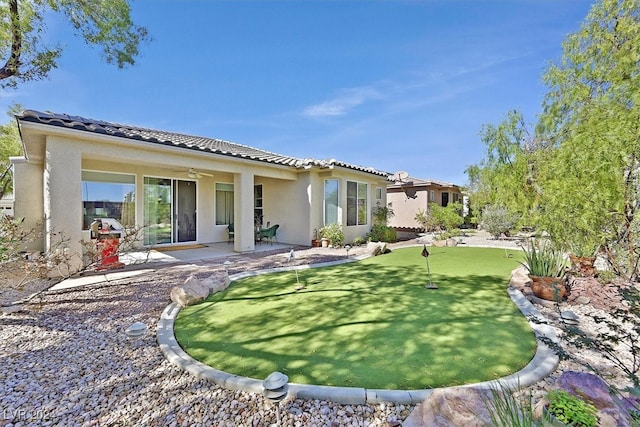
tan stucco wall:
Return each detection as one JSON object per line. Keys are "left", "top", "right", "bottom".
{"left": 387, "top": 189, "right": 428, "bottom": 229}
{"left": 11, "top": 157, "right": 44, "bottom": 252}
{"left": 45, "top": 136, "right": 83, "bottom": 273}
{"left": 387, "top": 186, "right": 463, "bottom": 230}
{"left": 15, "top": 121, "right": 389, "bottom": 263}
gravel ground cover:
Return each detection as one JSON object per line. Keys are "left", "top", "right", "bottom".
{"left": 1, "top": 232, "right": 635, "bottom": 426}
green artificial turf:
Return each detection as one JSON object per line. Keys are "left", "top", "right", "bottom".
{"left": 174, "top": 246, "right": 536, "bottom": 390}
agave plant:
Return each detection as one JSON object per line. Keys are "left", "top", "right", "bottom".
{"left": 520, "top": 239, "right": 566, "bottom": 278}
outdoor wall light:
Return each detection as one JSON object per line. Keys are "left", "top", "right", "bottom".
{"left": 345, "top": 244, "right": 351, "bottom": 258}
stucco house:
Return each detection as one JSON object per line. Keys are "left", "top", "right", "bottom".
{"left": 386, "top": 174, "right": 464, "bottom": 234}
{"left": 11, "top": 110, "right": 390, "bottom": 272}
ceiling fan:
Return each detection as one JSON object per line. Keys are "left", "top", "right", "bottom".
{"left": 175, "top": 168, "right": 214, "bottom": 179}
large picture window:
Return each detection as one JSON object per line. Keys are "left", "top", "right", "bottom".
{"left": 82, "top": 171, "right": 135, "bottom": 230}
{"left": 324, "top": 179, "right": 339, "bottom": 225}
{"left": 216, "top": 183, "right": 234, "bottom": 225}
{"left": 347, "top": 181, "right": 367, "bottom": 226}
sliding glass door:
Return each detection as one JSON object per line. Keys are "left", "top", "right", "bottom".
{"left": 144, "top": 177, "right": 197, "bottom": 245}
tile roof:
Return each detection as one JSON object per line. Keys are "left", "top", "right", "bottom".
{"left": 387, "top": 175, "right": 460, "bottom": 188}
{"left": 17, "top": 110, "right": 390, "bottom": 177}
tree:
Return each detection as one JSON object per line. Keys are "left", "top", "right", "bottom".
{"left": 536, "top": 0, "right": 640, "bottom": 269}
{"left": 0, "top": 105, "right": 22, "bottom": 200}
{"left": 465, "top": 110, "right": 541, "bottom": 229}
{"left": 415, "top": 202, "right": 464, "bottom": 233}
{"left": 0, "top": 0, "right": 150, "bottom": 88}
{"left": 466, "top": 0, "right": 640, "bottom": 277}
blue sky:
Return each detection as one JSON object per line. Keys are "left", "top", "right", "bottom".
{"left": 0, "top": 0, "right": 595, "bottom": 185}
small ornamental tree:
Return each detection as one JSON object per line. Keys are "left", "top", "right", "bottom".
{"left": 479, "top": 205, "right": 517, "bottom": 239}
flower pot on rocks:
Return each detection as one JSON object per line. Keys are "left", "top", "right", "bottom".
{"left": 529, "top": 275, "right": 567, "bottom": 302}
{"left": 569, "top": 255, "right": 597, "bottom": 276}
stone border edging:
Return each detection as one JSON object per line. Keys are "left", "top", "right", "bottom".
{"left": 157, "top": 249, "right": 559, "bottom": 404}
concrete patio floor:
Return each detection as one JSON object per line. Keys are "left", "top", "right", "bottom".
{"left": 120, "top": 241, "right": 294, "bottom": 265}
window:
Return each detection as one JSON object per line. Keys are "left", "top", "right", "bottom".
{"left": 376, "top": 187, "right": 383, "bottom": 200}
{"left": 324, "top": 179, "right": 339, "bottom": 225}
{"left": 441, "top": 192, "right": 449, "bottom": 206}
{"left": 429, "top": 190, "right": 436, "bottom": 202}
{"left": 143, "top": 177, "right": 171, "bottom": 245}
{"left": 453, "top": 193, "right": 460, "bottom": 203}
{"left": 347, "top": 181, "right": 367, "bottom": 226}
{"left": 254, "top": 184, "right": 263, "bottom": 227}
{"left": 82, "top": 171, "right": 135, "bottom": 230}
{"left": 216, "top": 183, "right": 234, "bottom": 225}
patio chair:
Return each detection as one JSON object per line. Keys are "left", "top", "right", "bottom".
{"left": 227, "top": 224, "right": 235, "bottom": 244}
{"left": 259, "top": 224, "right": 279, "bottom": 245}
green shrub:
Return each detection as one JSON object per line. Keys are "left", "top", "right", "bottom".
{"left": 318, "top": 223, "right": 344, "bottom": 247}
{"left": 367, "top": 224, "right": 397, "bottom": 243}
{"left": 415, "top": 202, "right": 464, "bottom": 232}
{"left": 434, "top": 229, "right": 461, "bottom": 241}
{"left": 520, "top": 240, "right": 566, "bottom": 277}
{"left": 352, "top": 236, "right": 366, "bottom": 246}
{"left": 479, "top": 205, "right": 516, "bottom": 239}
{"left": 546, "top": 389, "right": 598, "bottom": 427}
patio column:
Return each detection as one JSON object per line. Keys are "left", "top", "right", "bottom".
{"left": 233, "top": 172, "right": 255, "bottom": 252}
{"left": 44, "top": 137, "right": 83, "bottom": 275}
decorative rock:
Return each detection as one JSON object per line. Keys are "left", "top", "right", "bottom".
{"left": 560, "top": 310, "right": 579, "bottom": 325}
{"left": 402, "top": 387, "right": 494, "bottom": 427}
{"left": 170, "top": 276, "right": 210, "bottom": 306}
{"left": 574, "top": 295, "right": 591, "bottom": 305}
{"left": 509, "top": 266, "right": 530, "bottom": 292}
{"left": 367, "top": 241, "right": 389, "bottom": 256}
{"left": 556, "top": 371, "right": 633, "bottom": 426}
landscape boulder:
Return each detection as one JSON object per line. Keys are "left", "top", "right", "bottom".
{"left": 402, "top": 387, "right": 494, "bottom": 427}
{"left": 509, "top": 266, "right": 530, "bottom": 293}
{"left": 367, "top": 241, "right": 389, "bottom": 256}
{"left": 555, "top": 371, "right": 633, "bottom": 427}
{"left": 170, "top": 275, "right": 211, "bottom": 307}
{"left": 431, "top": 238, "right": 458, "bottom": 247}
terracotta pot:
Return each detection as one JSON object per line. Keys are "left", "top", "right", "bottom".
{"left": 529, "top": 275, "right": 567, "bottom": 301}
{"left": 569, "top": 255, "right": 596, "bottom": 276}
{"left": 311, "top": 239, "right": 321, "bottom": 248}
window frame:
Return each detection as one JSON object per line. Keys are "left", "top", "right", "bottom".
{"left": 215, "top": 182, "right": 234, "bottom": 226}
{"left": 82, "top": 170, "right": 136, "bottom": 230}
{"left": 347, "top": 180, "right": 368, "bottom": 226}
{"left": 324, "top": 179, "right": 339, "bottom": 226}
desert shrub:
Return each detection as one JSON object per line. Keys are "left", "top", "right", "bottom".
{"left": 319, "top": 223, "right": 344, "bottom": 247}
{"left": 479, "top": 205, "right": 516, "bottom": 238}
{"left": 367, "top": 224, "right": 397, "bottom": 243}
{"left": 415, "top": 202, "right": 463, "bottom": 232}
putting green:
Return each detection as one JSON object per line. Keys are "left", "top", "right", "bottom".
{"left": 174, "top": 246, "right": 535, "bottom": 389}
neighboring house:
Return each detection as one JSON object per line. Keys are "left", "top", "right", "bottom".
{"left": 0, "top": 193, "right": 14, "bottom": 216}
{"left": 386, "top": 175, "right": 464, "bottom": 233}
{"left": 12, "top": 110, "right": 390, "bottom": 272}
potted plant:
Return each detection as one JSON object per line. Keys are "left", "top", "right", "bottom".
{"left": 311, "top": 229, "right": 322, "bottom": 247}
{"left": 567, "top": 241, "right": 599, "bottom": 277}
{"left": 545, "top": 389, "right": 598, "bottom": 427}
{"left": 318, "top": 223, "right": 344, "bottom": 248}
{"left": 520, "top": 239, "right": 567, "bottom": 301}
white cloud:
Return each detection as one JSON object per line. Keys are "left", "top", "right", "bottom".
{"left": 302, "top": 86, "right": 383, "bottom": 118}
